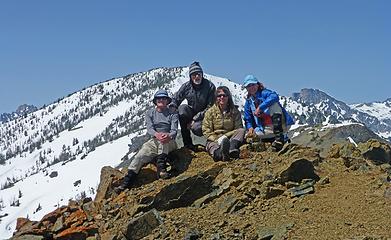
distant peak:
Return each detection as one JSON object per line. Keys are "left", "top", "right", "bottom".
{"left": 292, "top": 88, "right": 336, "bottom": 104}
{"left": 0, "top": 104, "right": 38, "bottom": 123}
{"left": 15, "top": 104, "right": 38, "bottom": 114}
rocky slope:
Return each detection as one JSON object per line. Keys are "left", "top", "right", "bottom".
{"left": 11, "top": 139, "right": 391, "bottom": 239}
{"left": 290, "top": 123, "right": 385, "bottom": 156}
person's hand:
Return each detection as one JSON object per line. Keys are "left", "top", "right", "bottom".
{"left": 169, "top": 105, "right": 177, "bottom": 113}
{"left": 187, "top": 121, "right": 194, "bottom": 130}
{"left": 158, "top": 133, "right": 171, "bottom": 144}
{"left": 246, "top": 128, "right": 254, "bottom": 137}
{"left": 254, "top": 107, "right": 263, "bottom": 117}
{"left": 217, "top": 135, "right": 228, "bottom": 145}
{"left": 154, "top": 132, "right": 163, "bottom": 141}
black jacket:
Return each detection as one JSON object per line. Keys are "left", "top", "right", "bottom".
{"left": 171, "top": 78, "right": 216, "bottom": 118}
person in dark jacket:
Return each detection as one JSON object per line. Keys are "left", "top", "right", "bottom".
{"left": 116, "top": 89, "right": 178, "bottom": 192}
{"left": 243, "top": 75, "right": 294, "bottom": 151}
{"left": 170, "top": 61, "right": 216, "bottom": 150}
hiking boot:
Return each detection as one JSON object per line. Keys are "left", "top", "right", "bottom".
{"left": 213, "top": 137, "right": 230, "bottom": 161}
{"left": 271, "top": 132, "right": 286, "bottom": 152}
{"left": 220, "top": 136, "right": 230, "bottom": 161}
{"left": 158, "top": 169, "right": 171, "bottom": 179}
{"left": 114, "top": 184, "right": 127, "bottom": 194}
{"left": 284, "top": 134, "right": 291, "bottom": 143}
{"left": 229, "top": 149, "right": 240, "bottom": 159}
{"left": 184, "top": 144, "right": 197, "bottom": 152}
{"left": 156, "top": 153, "right": 172, "bottom": 179}
{"left": 115, "top": 170, "right": 136, "bottom": 193}
{"left": 229, "top": 139, "right": 242, "bottom": 159}
{"left": 184, "top": 144, "right": 205, "bottom": 152}
{"left": 271, "top": 113, "right": 285, "bottom": 152}
{"left": 271, "top": 140, "right": 284, "bottom": 152}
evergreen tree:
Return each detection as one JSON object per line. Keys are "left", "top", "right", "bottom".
{"left": 0, "top": 153, "right": 5, "bottom": 165}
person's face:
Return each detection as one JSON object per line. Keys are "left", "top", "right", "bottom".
{"left": 191, "top": 72, "right": 203, "bottom": 85}
{"left": 155, "top": 97, "right": 169, "bottom": 108}
{"left": 216, "top": 89, "right": 229, "bottom": 108}
{"left": 246, "top": 83, "right": 258, "bottom": 95}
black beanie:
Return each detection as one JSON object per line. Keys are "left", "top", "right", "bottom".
{"left": 189, "top": 61, "right": 203, "bottom": 76}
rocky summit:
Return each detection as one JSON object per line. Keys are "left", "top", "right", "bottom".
{"left": 2, "top": 66, "right": 391, "bottom": 239}
{"left": 10, "top": 139, "right": 391, "bottom": 240}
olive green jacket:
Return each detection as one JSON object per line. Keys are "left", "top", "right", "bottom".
{"left": 202, "top": 104, "right": 243, "bottom": 142}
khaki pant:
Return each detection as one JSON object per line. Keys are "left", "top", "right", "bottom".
{"left": 206, "top": 128, "right": 245, "bottom": 156}
{"left": 128, "top": 138, "right": 177, "bottom": 173}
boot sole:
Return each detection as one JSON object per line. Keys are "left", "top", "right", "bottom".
{"left": 229, "top": 149, "right": 240, "bottom": 159}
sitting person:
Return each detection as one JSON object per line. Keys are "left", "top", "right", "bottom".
{"left": 116, "top": 89, "right": 178, "bottom": 192}
{"left": 242, "top": 74, "right": 294, "bottom": 151}
{"left": 170, "top": 61, "right": 216, "bottom": 151}
{"left": 202, "top": 86, "right": 245, "bottom": 161}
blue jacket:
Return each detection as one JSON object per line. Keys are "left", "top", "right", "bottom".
{"left": 243, "top": 89, "right": 294, "bottom": 131}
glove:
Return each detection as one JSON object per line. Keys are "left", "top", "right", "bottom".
{"left": 217, "top": 135, "right": 228, "bottom": 145}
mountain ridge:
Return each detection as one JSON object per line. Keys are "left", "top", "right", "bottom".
{"left": 1, "top": 66, "right": 390, "bottom": 238}
{"left": 0, "top": 104, "right": 38, "bottom": 124}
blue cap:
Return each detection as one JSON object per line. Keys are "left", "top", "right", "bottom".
{"left": 153, "top": 89, "right": 172, "bottom": 104}
{"left": 243, "top": 75, "right": 259, "bottom": 87}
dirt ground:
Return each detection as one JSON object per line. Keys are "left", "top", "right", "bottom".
{"left": 134, "top": 147, "right": 391, "bottom": 240}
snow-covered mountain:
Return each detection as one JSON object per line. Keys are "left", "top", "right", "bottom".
{"left": 288, "top": 88, "right": 391, "bottom": 141}
{"left": 0, "top": 67, "right": 245, "bottom": 238}
{"left": 350, "top": 98, "right": 391, "bottom": 140}
{"left": 0, "top": 67, "right": 389, "bottom": 238}
{"left": 0, "top": 105, "right": 38, "bottom": 124}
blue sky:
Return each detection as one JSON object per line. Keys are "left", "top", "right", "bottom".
{"left": 0, "top": 0, "right": 390, "bottom": 113}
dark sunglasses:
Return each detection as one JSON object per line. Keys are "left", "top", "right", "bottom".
{"left": 217, "top": 94, "right": 227, "bottom": 98}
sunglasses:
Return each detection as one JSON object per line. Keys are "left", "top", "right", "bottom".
{"left": 217, "top": 94, "right": 227, "bottom": 98}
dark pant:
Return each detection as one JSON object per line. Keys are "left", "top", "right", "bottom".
{"left": 178, "top": 104, "right": 203, "bottom": 146}
{"left": 206, "top": 128, "right": 245, "bottom": 157}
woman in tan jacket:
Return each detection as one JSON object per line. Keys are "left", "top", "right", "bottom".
{"left": 202, "top": 86, "right": 245, "bottom": 161}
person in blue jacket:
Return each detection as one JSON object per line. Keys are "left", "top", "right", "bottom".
{"left": 243, "top": 74, "right": 294, "bottom": 151}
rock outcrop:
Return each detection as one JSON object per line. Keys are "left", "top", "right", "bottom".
{"left": 11, "top": 140, "right": 391, "bottom": 239}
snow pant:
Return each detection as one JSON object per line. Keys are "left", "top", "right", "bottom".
{"left": 178, "top": 104, "right": 203, "bottom": 146}
{"left": 128, "top": 138, "right": 177, "bottom": 174}
{"left": 206, "top": 128, "right": 245, "bottom": 157}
